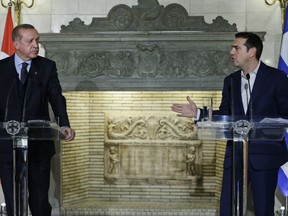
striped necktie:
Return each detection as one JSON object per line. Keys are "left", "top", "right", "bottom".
{"left": 20, "top": 62, "right": 29, "bottom": 84}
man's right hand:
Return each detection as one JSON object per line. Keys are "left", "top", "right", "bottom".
{"left": 171, "top": 96, "right": 198, "bottom": 118}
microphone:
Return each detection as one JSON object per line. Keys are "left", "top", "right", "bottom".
{"left": 229, "top": 76, "right": 235, "bottom": 118}
{"left": 21, "top": 74, "right": 33, "bottom": 123}
{"left": 244, "top": 83, "right": 249, "bottom": 113}
{"left": 246, "top": 73, "right": 253, "bottom": 121}
{"left": 4, "top": 78, "right": 17, "bottom": 122}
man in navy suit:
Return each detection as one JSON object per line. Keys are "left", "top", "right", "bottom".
{"left": 0, "top": 24, "right": 75, "bottom": 216}
{"left": 171, "top": 32, "right": 288, "bottom": 215}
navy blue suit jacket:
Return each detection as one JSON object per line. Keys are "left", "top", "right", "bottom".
{"left": 218, "top": 62, "right": 288, "bottom": 170}
{"left": 0, "top": 55, "right": 70, "bottom": 162}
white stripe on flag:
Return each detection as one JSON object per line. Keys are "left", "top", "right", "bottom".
{"left": 0, "top": 52, "right": 9, "bottom": 60}
{"left": 281, "top": 163, "right": 288, "bottom": 176}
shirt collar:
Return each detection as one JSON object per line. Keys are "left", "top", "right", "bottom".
{"left": 14, "top": 54, "right": 32, "bottom": 67}
{"left": 241, "top": 61, "right": 261, "bottom": 79}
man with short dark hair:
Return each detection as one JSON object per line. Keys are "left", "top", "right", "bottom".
{"left": 172, "top": 32, "right": 288, "bottom": 215}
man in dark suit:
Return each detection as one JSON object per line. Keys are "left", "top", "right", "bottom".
{"left": 171, "top": 32, "right": 288, "bottom": 215}
{"left": 0, "top": 24, "right": 75, "bottom": 216}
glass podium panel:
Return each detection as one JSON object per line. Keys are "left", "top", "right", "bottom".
{"left": 197, "top": 115, "right": 288, "bottom": 141}
{"left": 196, "top": 115, "right": 288, "bottom": 216}
{"left": 0, "top": 118, "right": 62, "bottom": 216}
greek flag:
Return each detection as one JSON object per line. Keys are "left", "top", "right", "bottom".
{"left": 278, "top": 4, "right": 288, "bottom": 197}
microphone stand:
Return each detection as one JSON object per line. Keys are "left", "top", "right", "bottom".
{"left": 234, "top": 73, "right": 253, "bottom": 215}
{"left": 232, "top": 73, "right": 253, "bottom": 216}
{"left": 246, "top": 73, "right": 253, "bottom": 122}
{"left": 14, "top": 77, "right": 32, "bottom": 216}
{"left": 4, "top": 79, "right": 17, "bottom": 122}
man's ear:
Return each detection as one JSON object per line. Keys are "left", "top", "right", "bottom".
{"left": 13, "top": 41, "right": 19, "bottom": 49}
{"left": 248, "top": 47, "right": 257, "bottom": 58}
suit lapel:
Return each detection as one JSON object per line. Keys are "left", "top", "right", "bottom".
{"left": 23, "top": 58, "right": 40, "bottom": 108}
{"left": 8, "top": 56, "right": 22, "bottom": 112}
{"left": 250, "top": 62, "right": 265, "bottom": 110}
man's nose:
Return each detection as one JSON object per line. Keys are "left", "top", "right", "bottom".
{"left": 32, "top": 40, "right": 38, "bottom": 47}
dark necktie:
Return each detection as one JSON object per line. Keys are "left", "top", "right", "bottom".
{"left": 20, "top": 62, "right": 29, "bottom": 84}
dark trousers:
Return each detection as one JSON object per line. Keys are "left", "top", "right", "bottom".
{"left": 220, "top": 157, "right": 278, "bottom": 216}
{"left": 0, "top": 159, "right": 52, "bottom": 216}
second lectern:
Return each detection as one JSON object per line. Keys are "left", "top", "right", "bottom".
{"left": 197, "top": 115, "right": 288, "bottom": 216}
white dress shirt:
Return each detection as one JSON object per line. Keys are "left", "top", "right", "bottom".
{"left": 195, "top": 61, "right": 261, "bottom": 120}
{"left": 241, "top": 61, "right": 260, "bottom": 114}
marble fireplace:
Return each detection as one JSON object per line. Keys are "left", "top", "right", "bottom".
{"left": 40, "top": 1, "right": 265, "bottom": 215}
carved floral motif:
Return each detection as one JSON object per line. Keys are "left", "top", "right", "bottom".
{"left": 49, "top": 48, "right": 234, "bottom": 79}
{"left": 61, "top": 0, "right": 237, "bottom": 32}
{"left": 107, "top": 115, "right": 196, "bottom": 140}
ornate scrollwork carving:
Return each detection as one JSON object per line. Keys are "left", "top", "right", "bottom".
{"left": 108, "top": 4, "right": 134, "bottom": 30}
{"left": 60, "top": 0, "right": 237, "bottom": 32}
{"left": 60, "top": 18, "right": 88, "bottom": 33}
{"left": 208, "top": 16, "right": 237, "bottom": 32}
{"left": 161, "top": 51, "right": 190, "bottom": 77}
{"left": 49, "top": 52, "right": 78, "bottom": 76}
{"left": 162, "top": 3, "right": 187, "bottom": 29}
{"left": 79, "top": 53, "right": 107, "bottom": 78}
{"left": 107, "top": 116, "right": 147, "bottom": 140}
{"left": 109, "top": 51, "right": 134, "bottom": 78}
{"left": 49, "top": 48, "right": 233, "bottom": 79}
{"left": 107, "top": 115, "right": 196, "bottom": 140}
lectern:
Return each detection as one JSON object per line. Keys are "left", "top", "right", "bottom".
{"left": 1, "top": 119, "right": 61, "bottom": 216}
{"left": 197, "top": 115, "right": 288, "bottom": 216}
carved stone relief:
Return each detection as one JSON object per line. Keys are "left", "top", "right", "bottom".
{"left": 104, "top": 115, "right": 202, "bottom": 184}
{"left": 60, "top": 0, "right": 237, "bottom": 32}
{"left": 38, "top": 0, "right": 260, "bottom": 91}
{"left": 48, "top": 48, "right": 235, "bottom": 79}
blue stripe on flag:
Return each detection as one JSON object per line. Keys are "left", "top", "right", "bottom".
{"left": 278, "top": 167, "right": 288, "bottom": 196}
{"left": 278, "top": 56, "right": 288, "bottom": 74}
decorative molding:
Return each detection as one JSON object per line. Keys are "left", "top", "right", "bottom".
{"left": 40, "top": 0, "right": 266, "bottom": 91}
{"left": 60, "top": 0, "right": 237, "bottom": 32}
{"left": 47, "top": 44, "right": 236, "bottom": 79}
{"left": 106, "top": 115, "right": 197, "bottom": 140}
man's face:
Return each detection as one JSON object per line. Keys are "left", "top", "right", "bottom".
{"left": 14, "top": 28, "right": 39, "bottom": 61}
{"left": 230, "top": 38, "right": 251, "bottom": 68}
